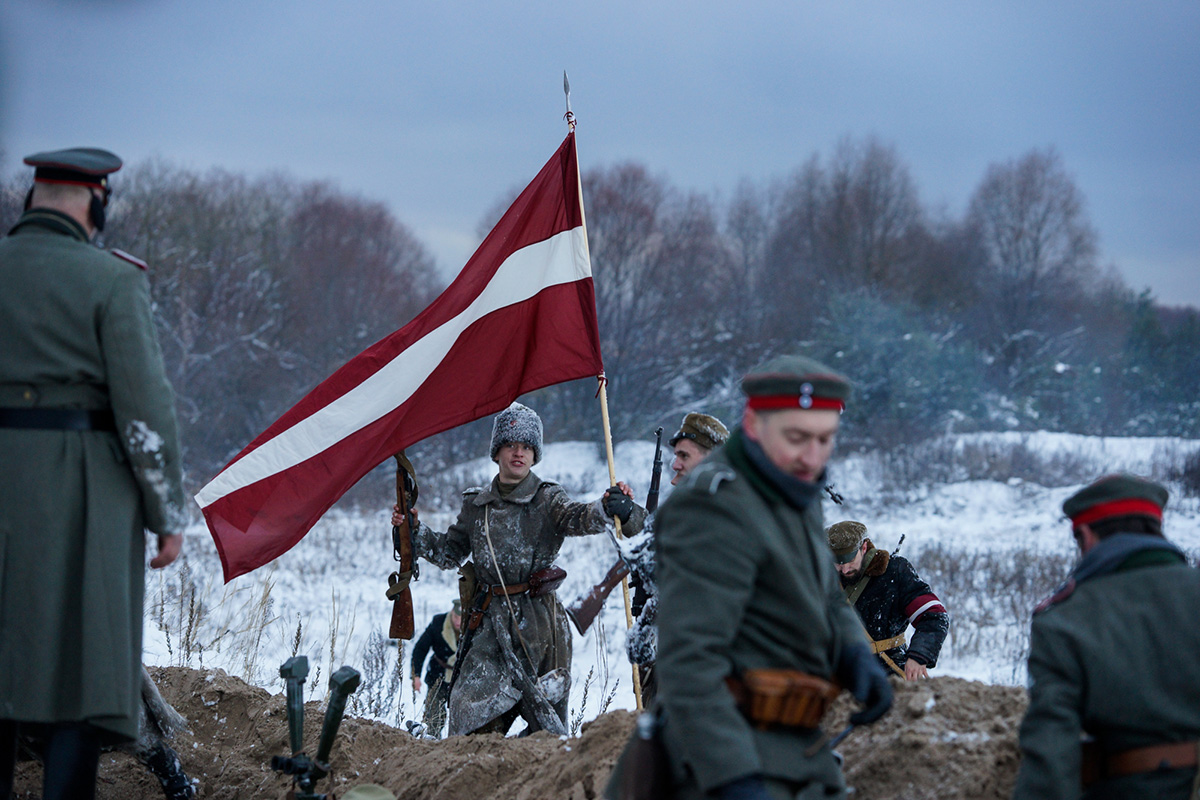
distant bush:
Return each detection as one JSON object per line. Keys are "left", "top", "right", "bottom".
{"left": 912, "top": 542, "right": 1073, "bottom": 683}
{"left": 1175, "top": 449, "right": 1200, "bottom": 499}
{"left": 877, "top": 435, "right": 1095, "bottom": 495}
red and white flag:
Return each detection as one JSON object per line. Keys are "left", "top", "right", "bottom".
{"left": 196, "top": 132, "right": 602, "bottom": 582}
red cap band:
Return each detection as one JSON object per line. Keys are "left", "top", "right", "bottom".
{"left": 747, "top": 394, "right": 845, "bottom": 412}
{"left": 1070, "top": 498, "right": 1163, "bottom": 527}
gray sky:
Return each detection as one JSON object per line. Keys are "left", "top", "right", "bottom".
{"left": 3, "top": 1, "right": 1198, "bottom": 307}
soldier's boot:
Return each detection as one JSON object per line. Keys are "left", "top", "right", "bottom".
{"left": 0, "top": 720, "right": 16, "bottom": 800}
{"left": 139, "top": 741, "right": 195, "bottom": 800}
{"left": 41, "top": 723, "right": 101, "bottom": 800}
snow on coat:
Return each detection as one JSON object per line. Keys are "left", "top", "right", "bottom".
{"left": 413, "top": 471, "right": 610, "bottom": 735}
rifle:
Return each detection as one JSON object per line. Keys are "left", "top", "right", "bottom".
{"left": 645, "top": 427, "right": 664, "bottom": 514}
{"left": 566, "top": 428, "right": 662, "bottom": 635}
{"left": 386, "top": 452, "right": 419, "bottom": 640}
{"left": 565, "top": 558, "right": 631, "bottom": 635}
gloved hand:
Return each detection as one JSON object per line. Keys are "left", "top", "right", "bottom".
{"left": 837, "top": 642, "right": 893, "bottom": 725}
{"left": 603, "top": 485, "right": 634, "bottom": 524}
{"left": 716, "top": 774, "right": 773, "bottom": 800}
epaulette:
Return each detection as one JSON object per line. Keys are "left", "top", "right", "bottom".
{"left": 110, "top": 248, "right": 148, "bottom": 271}
{"left": 683, "top": 462, "right": 737, "bottom": 495}
{"left": 1033, "top": 577, "right": 1076, "bottom": 615}
{"left": 463, "top": 487, "right": 483, "bottom": 496}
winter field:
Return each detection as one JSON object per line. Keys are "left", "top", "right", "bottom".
{"left": 144, "top": 431, "right": 1200, "bottom": 735}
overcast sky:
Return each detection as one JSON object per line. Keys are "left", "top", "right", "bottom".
{"left": 3, "top": 1, "right": 1198, "bottom": 307}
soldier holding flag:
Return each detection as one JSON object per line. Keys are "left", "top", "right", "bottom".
{"left": 397, "top": 403, "right": 634, "bottom": 736}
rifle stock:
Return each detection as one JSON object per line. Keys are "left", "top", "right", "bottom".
{"left": 566, "top": 558, "right": 631, "bottom": 635}
{"left": 388, "top": 452, "right": 418, "bottom": 640}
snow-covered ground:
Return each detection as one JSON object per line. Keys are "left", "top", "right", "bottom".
{"left": 144, "top": 432, "right": 1200, "bottom": 733}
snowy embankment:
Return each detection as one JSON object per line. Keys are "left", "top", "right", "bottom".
{"left": 144, "top": 432, "right": 1200, "bottom": 733}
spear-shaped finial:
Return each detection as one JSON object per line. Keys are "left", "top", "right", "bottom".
{"left": 563, "top": 70, "right": 576, "bottom": 131}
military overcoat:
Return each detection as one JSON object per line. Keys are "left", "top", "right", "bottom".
{"left": 651, "top": 428, "right": 863, "bottom": 797}
{"left": 1013, "top": 534, "right": 1200, "bottom": 799}
{"left": 846, "top": 544, "right": 948, "bottom": 671}
{"left": 413, "top": 471, "right": 609, "bottom": 735}
{"left": 0, "top": 211, "right": 185, "bottom": 743}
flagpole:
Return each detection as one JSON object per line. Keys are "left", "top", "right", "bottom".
{"left": 566, "top": 72, "right": 644, "bottom": 713}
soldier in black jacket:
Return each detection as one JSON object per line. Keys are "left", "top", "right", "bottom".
{"left": 410, "top": 602, "right": 461, "bottom": 737}
{"left": 827, "top": 521, "right": 949, "bottom": 680}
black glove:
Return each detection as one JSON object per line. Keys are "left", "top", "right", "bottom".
{"left": 603, "top": 485, "right": 634, "bottom": 524}
{"left": 837, "top": 642, "right": 893, "bottom": 726}
{"left": 717, "top": 775, "right": 772, "bottom": 800}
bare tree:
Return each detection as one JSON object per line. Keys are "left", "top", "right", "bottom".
{"left": 966, "top": 147, "right": 1099, "bottom": 371}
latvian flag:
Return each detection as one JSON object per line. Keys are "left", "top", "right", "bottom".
{"left": 196, "top": 132, "right": 603, "bottom": 582}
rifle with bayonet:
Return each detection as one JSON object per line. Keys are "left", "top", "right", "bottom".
{"left": 566, "top": 428, "right": 663, "bottom": 635}
{"left": 386, "top": 452, "right": 419, "bottom": 640}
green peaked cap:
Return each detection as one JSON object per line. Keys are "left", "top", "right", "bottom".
{"left": 1062, "top": 473, "right": 1168, "bottom": 526}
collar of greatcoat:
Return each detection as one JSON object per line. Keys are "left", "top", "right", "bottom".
{"left": 472, "top": 472, "right": 557, "bottom": 506}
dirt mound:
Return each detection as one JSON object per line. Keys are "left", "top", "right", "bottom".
{"left": 11, "top": 669, "right": 1026, "bottom": 799}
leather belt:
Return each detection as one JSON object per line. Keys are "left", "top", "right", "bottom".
{"left": 487, "top": 581, "right": 530, "bottom": 597}
{"left": 870, "top": 633, "right": 907, "bottom": 654}
{"left": 1083, "top": 740, "right": 1198, "bottom": 786}
{"left": 1108, "top": 741, "right": 1198, "bottom": 778}
{"left": 0, "top": 407, "right": 116, "bottom": 432}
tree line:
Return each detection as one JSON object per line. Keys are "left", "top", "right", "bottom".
{"left": 3, "top": 138, "right": 1197, "bottom": 503}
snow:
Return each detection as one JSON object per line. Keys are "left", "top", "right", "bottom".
{"left": 143, "top": 431, "right": 1200, "bottom": 733}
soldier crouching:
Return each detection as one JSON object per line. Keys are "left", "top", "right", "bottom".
{"left": 827, "top": 520, "right": 948, "bottom": 681}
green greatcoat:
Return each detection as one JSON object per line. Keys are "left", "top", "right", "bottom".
{"left": 0, "top": 210, "right": 185, "bottom": 744}
{"left": 1013, "top": 534, "right": 1200, "bottom": 799}
{"left": 649, "top": 428, "right": 862, "bottom": 798}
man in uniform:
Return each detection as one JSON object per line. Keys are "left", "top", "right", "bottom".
{"left": 668, "top": 412, "right": 730, "bottom": 486}
{"left": 1013, "top": 474, "right": 1200, "bottom": 799}
{"left": 647, "top": 355, "right": 892, "bottom": 800}
{"left": 410, "top": 601, "right": 462, "bottom": 737}
{"left": 0, "top": 148, "right": 187, "bottom": 800}
{"left": 407, "top": 402, "right": 633, "bottom": 736}
{"left": 622, "top": 411, "right": 730, "bottom": 707}
{"left": 827, "top": 520, "right": 948, "bottom": 681}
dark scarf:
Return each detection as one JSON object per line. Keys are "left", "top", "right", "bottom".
{"left": 1073, "top": 533, "right": 1186, "bottom": 585}
{"left": 726, "top": 426, "right": 825, "bottom": 511}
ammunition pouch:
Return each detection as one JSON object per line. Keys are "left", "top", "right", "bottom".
{"left": 459, "top": 562, "right": 478, "bottom": 620}
{"left": 726, "top": 669, "right": 841, "bottom": 730}
{"left": 529, "top": 565, "right": 567, "bottom": 597}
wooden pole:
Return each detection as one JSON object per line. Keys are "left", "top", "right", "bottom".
{"left": 597, "top": 378, "right": 644, "bottom": 712}
{"left": 566, "top": 82, "right": 643, "bottom": 711}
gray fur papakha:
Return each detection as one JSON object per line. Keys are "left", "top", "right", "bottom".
{"left": 412, "top": 471, "right": 610, "bottom": 735}
{"left": 669, "top": 412, "right": 730, "bottom": 451}
{"left": 490, "top": 402, "right": 543, "bottom": 465}
{"left": 0, "top": 203, "right": 185, "bottom": 743}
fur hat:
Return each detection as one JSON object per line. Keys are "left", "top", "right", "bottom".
{"left": 669, "top": 412, "right": 730, "bottom": 451}
{"left": 826, "top": 520, "right": 867, "bottom": 564}
{"left": 490, "top": 402, "right": 543, "bottom": 465}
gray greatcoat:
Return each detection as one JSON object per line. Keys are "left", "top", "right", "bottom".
{"left": 625, "top": 427, "right": 863, "bottom": 799}
{"left": 413, "top": 471, "right": 610, "bottom": 735}
{"left": 1013, "top": 534, "right": 1200, "bottom": 799}
{"left": 0, "top": 210, "right": 186, "bottom": 743}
